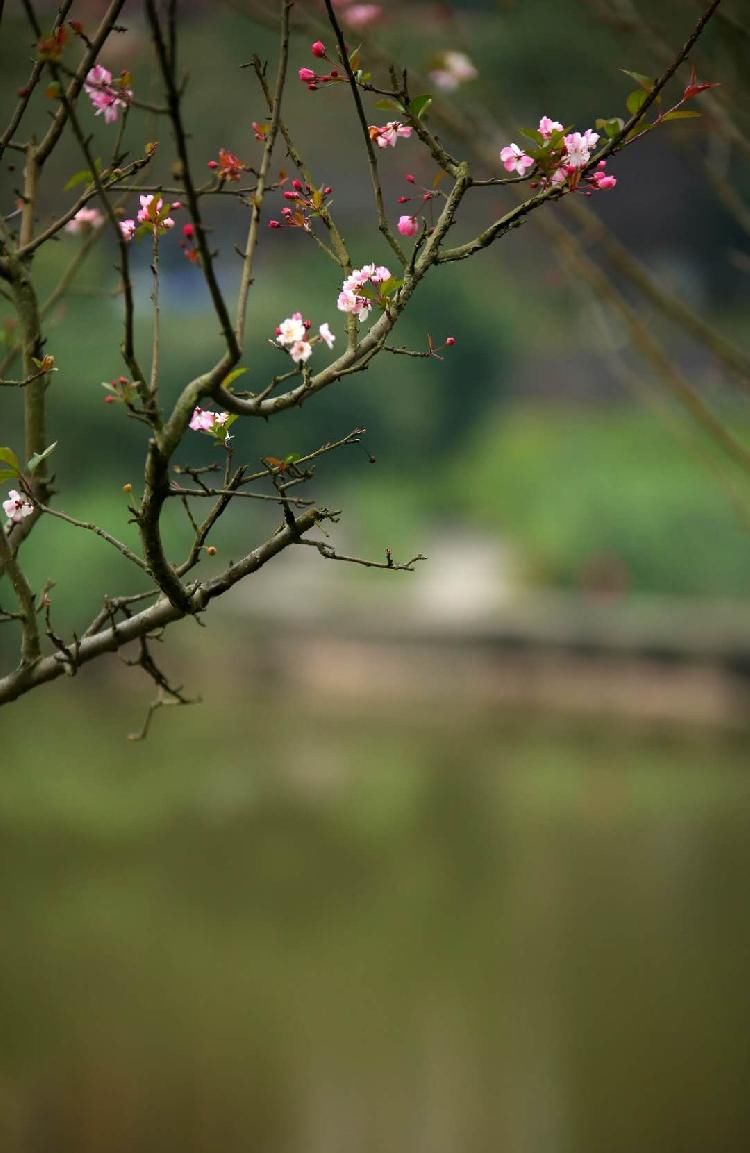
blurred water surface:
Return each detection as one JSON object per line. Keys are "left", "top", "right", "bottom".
{"left": 1, "top": 682, "right": 749, "bottom": 1153}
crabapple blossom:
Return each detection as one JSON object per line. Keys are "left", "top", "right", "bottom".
{"left": 298, "top": 67, "right": 316, "bottom": 83}
{"left": 429, "top": 51, "right": 478, "bottom": 92}
{"left": 340, "top": 4, "right": 383, "bottom": 28}
{"left": 3, "top": 489, "right": 34, "bottom": 523}
{"left": 369, "top": 122, "right": 412, "bottom": 149}
{"left": 319, "top": 322, "right": 336, "bottom": 350}
{"left": 136, "top": 194, "right": 176, "bottom": 234}
{"left": 563, "top": 130, "right": 599, "bottom": 168}
{"left": 64, "top": 206, "right": 104, "bottom": 233}
{"left": 311, "top": 41, "right": 326, "bottom": 58}
{"left": 337, "top": 264, "right": 392, "bottom": 322}
{"left": 188, "top": 408, "right": 232, "bottom": 441}
{"left": 290, "top": 340, "right": 313, "bottom": 364}
{"left": 500, "top": 143, "right": 534, "bottom": 175}
{"left": 84, "top": 64, "right": 132, "bottom": 124}
{"left": 538, "top": 116, "right": 564, "bottom": 137}
{"left": 398, "top": 215, "right": 418, "bottom": 237}
{"left": 119, "top": 219, "right": 136, "bottom": 241}
{"left": 276, "top": 313, "right": 307, "bottom": 347}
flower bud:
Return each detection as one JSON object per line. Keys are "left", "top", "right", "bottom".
{"left": 397, "top": 215, "right": 418, "bottom": 237}
{"left": 298, "top": 67, "right": 316, "bottom": 83}
{"left": 311, "top": 40, "right": 326, "bottom": 58}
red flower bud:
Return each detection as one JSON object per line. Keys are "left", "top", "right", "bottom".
{"left": 405, "top": 173, "right": 416, "bottom": 184}
{"left": 311, "top": 40, "right": 326, "bottom": 58}
{"left": 397, "top": 196, "right": 409, "bottom": 204}
{"left": 445, "top": 337, "right": 456, "bottom": 346}
{"left": 298, "top": 67, "right": 316, "bottom": 83}
{"left": 268, "top": 220, "right": 282, "bottom": 229}
{"left": 182, "top": 223, "right": 195, "bottom": 239}
{"left": 292, "top": 179, "right": 304, "bottom": 191}
{"left": 207, "top": 160, "right": 218, "bottom": 170}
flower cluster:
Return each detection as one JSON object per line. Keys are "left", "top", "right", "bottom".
{"left": 207, "top": 148, "right": 246, "bottom": 182}
{"left": 189, "top": 407, "right": 235, "bottom": 443}
{"left": 64, "top": 206, "right": 104, "bottom": 234}
{"left": 268, "top": 179, "right": 333, "bottom": 232}
{"left": 428, "top": 51, "right": 477, "bottom": 92}
{"left": 500, "top": 116, "right": 617, "bottom": 192}
{"left": 275, "top": 313, "right": 336, "bottom": 364}
{"left": 84, "top": 64, "right": 132, "bottom": 124}
{"left": 298, "top": 65, "right": 340, "bottom": 91}
{"left": 3, "top": 489, "right": 34, "bottom": 524}
{"left": 337, "top": 264, "right": 392, "bottom": 323}
{"left": 102, "top": 375, "right": 140, "bottom": 406}
{"left": 368, "top": 122, "right": 412, "bottom": 150}
{"left": 120, "top": 194, "right": 179, "bottom": 242}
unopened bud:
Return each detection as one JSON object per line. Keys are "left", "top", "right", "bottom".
{"left": 122, "top": 482, "right": 133, "bottom": 492}
{"left": 206, "top": 545, "right": 217, "bottom": 556}
{"left": 311, "top": 40, "right": 326, "bottom": 58}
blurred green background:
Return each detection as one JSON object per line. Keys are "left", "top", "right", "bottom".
{"left": 1, "top": 1, "right": 750, "bottom": 1150}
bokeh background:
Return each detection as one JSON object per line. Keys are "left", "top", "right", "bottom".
{"left": 1, "top": 1, "right": 749, "bottom": 1150}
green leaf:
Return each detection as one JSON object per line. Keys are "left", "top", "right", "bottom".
{"left": 374, "top": 98, "right": 403, "bottom": 113}
{"left": 379, "top": 276, "right": 402, "bottom": 298}
{"left": 520, "top": 127, "right": 545, "bottom": 145}
{"left": 284, "top": 453, "right": 300, "bottom": 465}
{"left": 595, "top": 116, "right": 624, "bottom": 138}
{"left": 0, "top": 446, "right": 21, "bottom": 477}
{"left": 408, "top": 94, "right": 432, "bottom": 121}
{"left": 27, "top": 441, "right": 57, "bottom": 474}
{"left": 221, "top": 367, "right": 248, "bottom": 391}
{"left": 63, "top": 158, "right": 102, "bottom": 191}
{"left": 348, "top": 47, "right": 361, "bottom": 72}
{"left": 621, "top": 69, "right": 655, "bottom": 91}
{"left": 626, "top": 88, "right": 648, "bottom": 116}
{"left": 661, "top": 109, "right": 702, "bottom": 121}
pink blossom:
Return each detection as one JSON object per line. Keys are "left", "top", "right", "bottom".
{"left": 429, "top": 51, "right": 477, "bottom": 92}
{"left": 538, "top": 116, "right": 563, "bottom": 137}
{"left": 276, "top": 313, "right": 307, "bottom": 347}
{"left": 397, "top": 214, "right": 418, "bottom": 237}
{"left": 65, "top": 206, "right": 103, "bottom": 234}
{"left": 290, "top": 340, "right": 312, "bottom": 364}
{"left": 136, "top": 194, "right": 175, "bottom": 234}
{"left": 189, "top": 407, "right": 217, "bottom": 432}
{"left": 341, "top": 4, "right": 383, "bottom": 27}
{"left": 563, "top": 130, "right": 599, "bottom": 168}
{"left": 119, "top": 219, "right": 136, "bottom": 241}
{"left": 84, "top": 64, "right": 132, "bottom": 124}
{"left": 3, "top": 489, "right": 34, "bottom": 523}
{"left": 369, "top": 122, "right": 412, "bottom": 149}
{"left": 319, "top": 322, "right": 336, "bottom": 349}
{"left": 500, "top": 143, "right": 534, "bottom": 176}
{"left": 298, "top": 67, "right": 317, "bottom": 83}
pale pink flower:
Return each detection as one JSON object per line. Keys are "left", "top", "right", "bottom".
{"left": 65, "top": 206, "right": 104, "bottom": 234}
{"left": 84, "top": 64, "right": 131, "bottom": 124}
{"left": 276, "top": 313, "right": 307, "bottom": 347}
{"left": 290, "top": 340, "right": 312, "bottom": 364}
{"left": 397, "top": 215, "right": 418, "bottom": 237}
{"left": 119, "top": 219, "right": 136, "bottom": 241}
{"left": 341, "top": 4, "right": 382, "bottom": 27}
{"left": 563, "top": 130, "right": 599, "bottom": 168}
{"left": 3, "top": 489, "right": 33, "bottom": 523}
{"left": 370, "top": 122, "right": 412, "bottom": 149}
{"left": 136, "top": 194, "right": 174, "bottom": 233}
{"left": 337, "top": 288, "right": 371, "bottom": 322}
{"left": 429, "top": 51, "right": 478, "bottom": 92}
{"left": 500, "top": 143, "right": 534, "bottom": 176}
{"left": 189, "top": 407, "right": 217, "bottom": 431}
{"left": 538, "top": 116, "right": 564, "bottom": 137}
{"left": 371, "top": 265, "right": 391, "bottom": 283}
{"left": 318, "top": 322, "right": 336, "bottom": 349}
